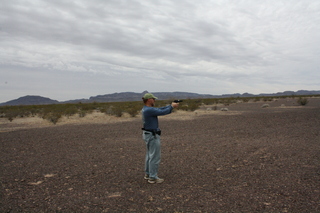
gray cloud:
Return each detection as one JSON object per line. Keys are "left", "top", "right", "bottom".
{"left": 0, "top": 0, "right": 319, "bottom": 102}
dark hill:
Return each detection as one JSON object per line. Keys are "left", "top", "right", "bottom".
{"left": 0, "top": 95, "right": 59, "bottom": 106}
{"left": 86, "top": 91, "right": 216, "bottom": 103}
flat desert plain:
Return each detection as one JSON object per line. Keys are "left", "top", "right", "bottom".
{"left": 1, "top": 98, "right": 319, "bottom": 212}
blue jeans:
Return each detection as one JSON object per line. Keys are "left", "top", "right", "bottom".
{"left": 143, "top": 131, "right": 161, "bottom": 179}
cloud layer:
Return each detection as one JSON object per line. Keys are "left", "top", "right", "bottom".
{"left": 1, "top": 0, "right": 319, "bottom": 102}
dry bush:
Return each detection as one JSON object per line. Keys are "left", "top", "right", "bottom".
{"left": 297, "top": 97, "right": 309, "bottom": 106}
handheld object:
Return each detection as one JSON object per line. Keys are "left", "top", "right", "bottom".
{"left": 173, "top": 100, "right": 183, "bottom": 103}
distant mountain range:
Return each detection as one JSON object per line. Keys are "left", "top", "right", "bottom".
{"left": 1, "top": 90, "right": 319, "bottom": 106}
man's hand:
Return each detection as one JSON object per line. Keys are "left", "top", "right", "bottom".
{"left": 171, "top": 102, "right": 180, "bottom": 108}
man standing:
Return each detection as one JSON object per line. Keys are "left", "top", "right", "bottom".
{"left": 141, "top": 93, "right": 179, "bottom": 184}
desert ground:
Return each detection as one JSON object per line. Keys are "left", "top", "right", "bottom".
{"left": 1, "top": 98, "right": 319, "bottom": 212}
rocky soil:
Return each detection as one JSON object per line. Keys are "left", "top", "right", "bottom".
{"left": 1, "top": 98, "right": 319, "bottom": 212}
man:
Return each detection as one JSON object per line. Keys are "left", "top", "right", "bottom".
{"left": 141, "top": 93, "right": 179, "bottom": 184}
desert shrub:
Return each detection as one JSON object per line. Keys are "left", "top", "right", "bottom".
{"left": 78, "top": 103, "right": 95, "bottom": 114}
{"left": 107, "top": 103, "right": 125, "bottom": 117}
{"left": 223, "top": 99, "right": 231, "bottom": 106}
{"left": 63, "top": 105, "right": 78, "bottom": 118}
{"left": 187, "top": 104, "right": 199, "bottom": 111}
{"left": 221, "top": 101, "right": 228, "bottom": 106}
{"left": 254, "top": 97, "right": 261, "bottom": 102}
{"left": 125, "top": 102, "right": 141, "bottom": 117}
{"left": 242, "top": 98, "right": 250, "bottom": 103}
{"left": 101, "top": 102, "right": 141, "bottom": 118}
{"left": 297, "top": 97, "right": 308, "bottom": 106}
{"left": 0, "top": 106, "right": 33, "bottom": 121}
{"left": 39, "top": 105, "right": 63, "bottom": 124}
{"left": 180, "top": 99, "right": 201, "bottom": 111}
{"left": 78, "top": 110, "right": 86, "bottom": 118}
{"left": 44, "top": 112, "right": 62, "bottom": 124}
{"left": 263, "top": 97, "right": 273, "bottom": 102}
{"left": 6, "top": 110, "right": 20, "bottom": 122}
{"left": 126, "top": 108, "right": 139, "bottom": 117}
{"left": 104, "top": 106, "right": 114, "bottom": 115}
{"left": 202, "top": 99, "right": 214, "bottom": 105}
{"left": 29, "top": 107, "right": 41, "bottom": 116}
{"left": 215, "top": 99, "right": 223, "bottom": 104}
{"left": 74, "top": 102, "right": 103, "bottom": 118}
{"left": 179, "top": 104, "right": 189, "bottom": 111}
{"left": 113, "top": 108, "right": 123, "bottom": 117}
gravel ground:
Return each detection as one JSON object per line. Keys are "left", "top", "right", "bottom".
{"left": 1, "top": 98, "right": 319, "bottom": 212}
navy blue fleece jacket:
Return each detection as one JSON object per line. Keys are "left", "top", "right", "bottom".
{"left": 142, "top": 105, "right": 173, "bottom": 130}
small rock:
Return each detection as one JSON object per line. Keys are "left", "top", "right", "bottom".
{"left": 44, "top": 174, "right": 56, "bottom": 178}
{"left": 28, "top": 181, "right": 43, "bottom": 185}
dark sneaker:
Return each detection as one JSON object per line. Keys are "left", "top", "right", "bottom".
{"left": 148, "top": 178, "right": 164, "bottom": 184}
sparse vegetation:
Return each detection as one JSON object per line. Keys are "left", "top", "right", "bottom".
{"left": 297, "top": 97, "right": 309, "bottom": 106}
{"left": 0, "top": 94, "right": 318, "bottom": 124}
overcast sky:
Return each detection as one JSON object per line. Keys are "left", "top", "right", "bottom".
{"left": 1, "top": 0, "right": 319, "bottom": 102}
